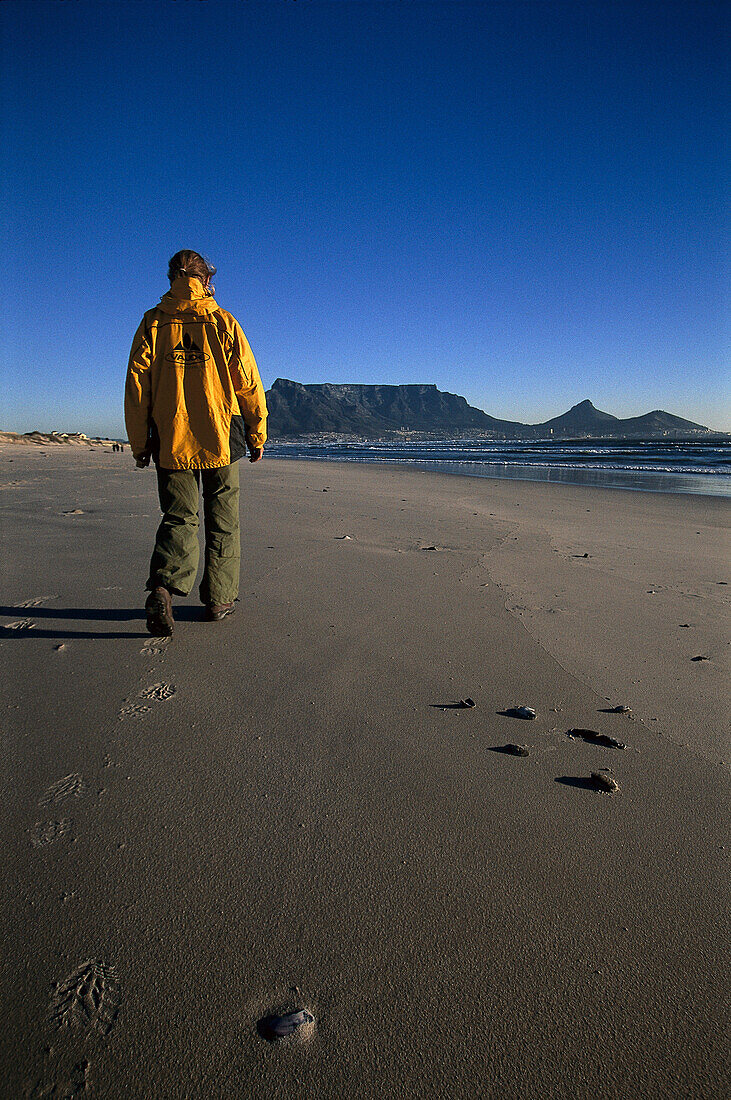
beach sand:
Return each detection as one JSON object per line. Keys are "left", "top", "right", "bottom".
{"left": 1, "top": 445, "right": 728, "bottom": 1098}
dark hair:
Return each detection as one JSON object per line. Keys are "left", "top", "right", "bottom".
{"left": 168, "top": 250, "right": 217, "bottom": 286}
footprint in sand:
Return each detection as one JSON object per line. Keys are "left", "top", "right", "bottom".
{"left": 31, "top": 819, "right": 71, "bottom": 848}
{"left": 39, "top": 774, "right": 85, "bottom": 806}
{"left": 140, "top": 636, "right": 171, "bottom": 657}
{"left": 49, "top": 960, "right": 120, "bottom": 1035}
{"left": 138, "top": 682, "right": 176, "bottom": 702}
{"left": 31, "top": 1058, "right": 89, "bottom": 1099}
{"left": 118, "top": 703, "right": 151, "bottom": 720}
{"left": 4, "top": 618, "right": 36, "bottom": 631}
{"left": 14, "top": 595, "right": 57, "bottom": 609}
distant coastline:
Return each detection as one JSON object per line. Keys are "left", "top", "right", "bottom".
{"left": 265, "top": 381, "right": 725, "bottom": 441}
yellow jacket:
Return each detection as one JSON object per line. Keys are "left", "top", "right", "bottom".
{"left": 124, "top": 277, "right": 267, "bottom": 469}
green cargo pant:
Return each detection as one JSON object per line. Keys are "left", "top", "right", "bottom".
{"left": 147, "top": 464, "right": 240, "bottom": 605}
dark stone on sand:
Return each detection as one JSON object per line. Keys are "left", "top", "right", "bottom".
{"left": 610, "top": 705, "right": 631, "bottom": 714}
{"left": 567, "top": 729, "right": 626, "bottom": 749}
{"left": 505, "top": 743, "right": 530, "bottom": 756}
{"left": 459, "top": 698, "right": 476, "bottom": 709}
{"left": 257, "top": 1008, "right": 315, "bottom": 1042}
{"left": 691, "top": 655, "right": 710, "bottom": 662}
{"left": 590, "top": 771, "right": 620, "bottom": 793}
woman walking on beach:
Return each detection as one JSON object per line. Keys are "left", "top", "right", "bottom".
{"left": 124, "top": 250, "right": 267, "bottom": 636}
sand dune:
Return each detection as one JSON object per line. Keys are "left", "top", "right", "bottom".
{"left": 0, "top": 430, "right": 119, "bottom": 448}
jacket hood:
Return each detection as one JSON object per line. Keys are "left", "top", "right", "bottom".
{"left": 157, "top": 276, "right": 219, "bottom": 316}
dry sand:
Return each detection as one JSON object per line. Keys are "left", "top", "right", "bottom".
{"left": 0, "top": 445, "right": 728, "bottom": 1098}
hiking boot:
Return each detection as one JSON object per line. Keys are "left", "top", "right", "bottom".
{"left": 204, "top": 601, "right": 236, "bottom": 622}
{"left": 145, "top": 586, "right": 174, "bottom": 636}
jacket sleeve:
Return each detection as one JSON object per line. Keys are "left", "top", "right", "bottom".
{"left": 229, "top": 322, "right": 268, "bottom": 448}
{"left": 124, "top": 319, "right": 152, "bottom": 460}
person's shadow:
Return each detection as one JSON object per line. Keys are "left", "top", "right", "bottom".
{"left": 0, "top": 604, "right": 200, "bottom": 640}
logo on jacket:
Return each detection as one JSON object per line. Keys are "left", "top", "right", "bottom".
{"left": 165, "top": 331, "right": 209, "bottom": 366}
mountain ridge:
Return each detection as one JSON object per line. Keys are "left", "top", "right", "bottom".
{"left": 265, "top": 380, "right": 717, "bottom": 439}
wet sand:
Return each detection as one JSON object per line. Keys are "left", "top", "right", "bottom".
{"left": 1, "top": 445, "right": 729, "bottom": 1098}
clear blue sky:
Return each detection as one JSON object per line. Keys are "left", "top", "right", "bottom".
{"left": 1, "top": 0, "right": 728, "bottom": 435}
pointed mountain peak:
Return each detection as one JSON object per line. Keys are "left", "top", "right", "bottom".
{"left": 540, "top": 400, "right": 618, "bottom": 429}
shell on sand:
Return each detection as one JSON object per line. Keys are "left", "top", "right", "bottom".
{"left": 259, "top": 1008, "right": 315, "bottom": 1041}
{"left": 511, "top": 706, "right": 537, "bottom": 720}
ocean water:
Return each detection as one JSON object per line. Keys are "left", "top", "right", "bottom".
{"left": 265, "top": 439, "right": 731, "bottom": 498}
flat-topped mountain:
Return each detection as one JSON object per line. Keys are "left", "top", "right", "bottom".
{"left": 265, "top": 381, "right": 714, "bottom": 439}
{"left": 266, "top": 380, "right": 523, "bottom": 437}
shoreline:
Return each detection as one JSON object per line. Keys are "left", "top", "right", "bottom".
{"left": 3, "top": 437, "right": 728, "bottom": 497}
{"left": 1, "top": 448, "right": 728, "bottom": 1097}
{"left": 264, "top": 449, "right": 731, "bottom": 500}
